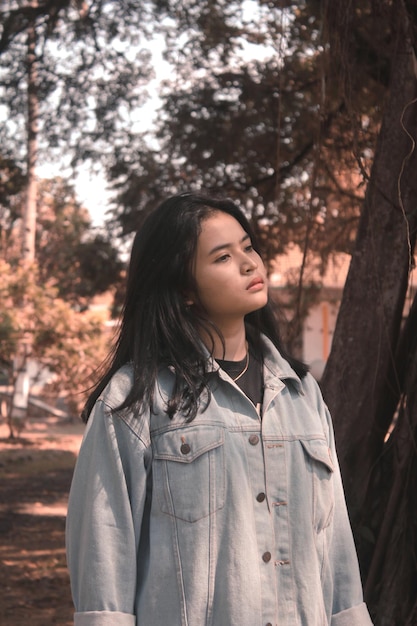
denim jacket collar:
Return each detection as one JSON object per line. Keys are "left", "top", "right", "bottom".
{"left": 206, "top": 332, "right": 303, "bottom": 396}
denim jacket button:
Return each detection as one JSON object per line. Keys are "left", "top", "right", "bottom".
{"left": 180, "top": 443, "right": 191, "bottom": 455}
{"left": 256, "top": 492, "right": 266, "bottom": 502}
{"left": 262, "top": 551, "right": 272, "bottom": 563}
{"left": 249, "top": 434, "right": 259, "bottom": 445}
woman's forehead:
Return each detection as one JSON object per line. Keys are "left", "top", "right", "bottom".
{"left": 198, "top": 212, "right": 246, "bottom": 246}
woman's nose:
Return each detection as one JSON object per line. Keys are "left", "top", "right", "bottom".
{"left": 241, "top": 255, "right": 257, "bottom": 273}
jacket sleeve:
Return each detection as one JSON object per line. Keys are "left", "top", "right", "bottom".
{"left": 311, "top": 378, "right": 373, "bottom": 626}
{"left": 66, "top": 396, "right": 151, "bottom": 626}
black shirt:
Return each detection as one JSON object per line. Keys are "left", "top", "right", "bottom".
{"left": 216, "top": 344, "right": 263, "bottom": 411}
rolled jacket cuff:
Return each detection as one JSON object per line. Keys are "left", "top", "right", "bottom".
{"left": 74, "top": 611, "right": 136, "bottom": 626}
{"left": 332, "top": 602, "right": 373, "bottom": 625}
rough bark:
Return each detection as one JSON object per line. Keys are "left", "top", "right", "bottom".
{"left": 363, "top": 293, "right": 417, "bottom": 625}
{"left": 320, "top": 6, "right": 417, "bottom": 570}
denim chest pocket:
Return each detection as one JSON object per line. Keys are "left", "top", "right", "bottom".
{"left": 300, "top": 438, "right": 335, "bottom": 532}
{"left": 152, "top": 425, "right": 225, "bottom": 523}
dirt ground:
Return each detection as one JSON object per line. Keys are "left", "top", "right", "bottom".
{"left": 0, "top": 416, "right": 84, "bottom": 626}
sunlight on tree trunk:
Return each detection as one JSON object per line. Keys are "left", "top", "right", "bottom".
{"left": 23, "top": 0, "right": 38, "bottom": 264}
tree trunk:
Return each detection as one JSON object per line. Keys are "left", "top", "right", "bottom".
{"left": 22, "top": 0, "right": 38, "bottom": 264}
{"left": 320, "top": 5, "right": 417, "bottom": 576}
{"left": 10, "top": 0, "right": 39, "bottom": 431}
{"left": 362, "top": 292, "right": 417, "bottom": 625}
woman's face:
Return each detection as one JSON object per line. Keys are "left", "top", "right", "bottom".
{"left": 191, "top": 211, "right": 268, "bottom": 329}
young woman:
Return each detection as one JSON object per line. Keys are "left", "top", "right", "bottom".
{"left": 66, "top": 192, "right": 373, "bottom": 626}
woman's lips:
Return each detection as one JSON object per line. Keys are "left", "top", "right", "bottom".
{"left": 246, "top": 277, "right": 265, "bottom": 291}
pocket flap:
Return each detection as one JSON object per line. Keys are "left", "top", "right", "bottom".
{"left": 153, "top": 425, "right": 224, "bottom": 463}
{"left": 300, "top": 438, "right": 334, "bottom": 472}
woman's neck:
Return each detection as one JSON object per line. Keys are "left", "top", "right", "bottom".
{"left": 205, "top": 322, "right": 247, "bottom": 361}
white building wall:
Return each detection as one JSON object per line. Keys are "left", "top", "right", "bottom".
{"left": 303, "top": 301, "right": 339, "bottom": 380}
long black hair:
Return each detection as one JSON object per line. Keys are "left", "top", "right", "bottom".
{"left": 82, "top": 192, "right": 307, "bottom": 422}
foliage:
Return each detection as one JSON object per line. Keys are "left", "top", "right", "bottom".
{"left": 35, "top": 178, "right": 124, "bottom": 306}
{"left": 107, "top": 0, "right": 382, "bottom": 270}
{"left": 0, "top": 1, "right": 381, "bottom": 274}
{"left": 0, "top": 0, "right": 154, "bottom": 171}
{"left": 0, "top": 173, "right": 122, "bottom": 424}
{"left": 0, "top": 260, "right": 111, "bottom": 416}
{"left": 0, "top": 175, "right": 124, "bottom": 307}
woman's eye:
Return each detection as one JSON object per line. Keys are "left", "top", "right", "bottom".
{"left": 245, "top": 244, "right": 254, "bottom": 253}
{"left": 215, "top": 254, "right": 230, "bottom": 263}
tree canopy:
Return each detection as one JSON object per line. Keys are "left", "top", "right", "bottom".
{"left": 0, "top": 174, "right": 122, "bottom": 437}
{"left": 0, "top": 258, "right": 110, "bottom": 421}
{"left": 0, "top": 0, "right": 154, "bottom": 170}
{"left": 35, "top": 178, "right": 124, "bottom": 306}
{"left": 0, "top": 0, "right": 380, "bottom": 275}
{"left": 107, "top": 0, "right": 382, "bottom": 265}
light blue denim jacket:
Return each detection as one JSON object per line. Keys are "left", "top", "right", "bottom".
{"left": 66, "top": 335, "right": 373, "bottom": 626}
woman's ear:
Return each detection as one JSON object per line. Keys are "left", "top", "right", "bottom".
{"left": 183, "top": 289, "right": 195, "bottom": 307}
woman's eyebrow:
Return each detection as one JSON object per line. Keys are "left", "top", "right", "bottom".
{"left": 208, "top": 233, "right": 250, "bottom": 256}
